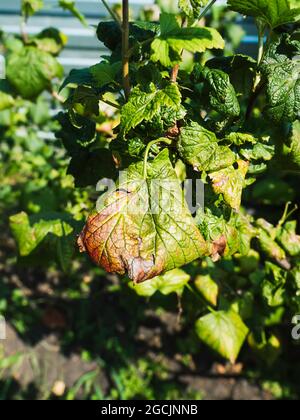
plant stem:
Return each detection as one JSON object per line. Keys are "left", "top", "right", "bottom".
{"left": 20, "top": 16, "right": 29, "bottom": 43}
{"left": 122, "top": 0, "right": 130, "bottom": 101}
{"left": 198, "top": 0, "right": 218, "bottom": 21}
{"left": 253, "top": 19, "right": 266, "bottom": 91}
{"left": 185, "top": 284, "right": 215, "bottom": 314}
{"left": 192, "top": 0, "right": 217, "bottom": 27}
{"left": 100, "top": 97, "right": 121, "bottom": 110}
{"left": 277, "top": 202, "right": 298, "bottom": 230}
{"left": 51, "top": 90, "right": 65, "bottom": 103}
{"left": 143, "top": 138, "right": 172, "bottom": 180}
{"left": 170, "top": 17, "right": 186, "bottom": 82}
{"left": 100, "top": 0, "right": 122, "bottom": 28}
{"left": 170, "top": 64, "right": 180, "bottom": 83}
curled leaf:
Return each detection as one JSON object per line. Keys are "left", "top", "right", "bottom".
{"left": 209, "top": 160, "right": 249, "bottom": 211}
{"left": 78, "top": 150, "right": 208, "bottom": 283}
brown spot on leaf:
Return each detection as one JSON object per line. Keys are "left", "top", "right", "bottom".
{"left": 211, "top": 235, "right": 227, "bottom": 262}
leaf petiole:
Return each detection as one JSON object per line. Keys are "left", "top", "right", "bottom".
{"left": 100, "top": 0, "right": 122, "bottom": 28}
{"left": 192, "top": 0, "right": 218, "bottom": 27}
{"left": 143, "top": 138, "right": 173, "bottom": 180}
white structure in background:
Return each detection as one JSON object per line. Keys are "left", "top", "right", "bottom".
{"left": 0, "top": 316, "right": 6, "bottom": 340}
{"left": 0, "top": 55, "right": 5, "bottom": 79}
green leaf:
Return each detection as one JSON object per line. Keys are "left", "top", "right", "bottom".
{"left": 206, "top": 54, "right": 256, "bottom": 98}
{"left": 60, "top": 68, "right": 92, "bottom": 91}
{"left": 151, "top": 13, "right": 224, "bottom": 67}
{"left": 240, "top": 143, "right": 275, "bottom": 162}
{"left": 226, "top": 132, "right": 257, "bottom": 146}
{"left": 209, "top": 160, "right": 249, "bottom": 211}
{"left": 178, "top": 121, "right": 236, "bottom": 172}
{"left": 78, "top": 149, "right": 208, "bottom": 283}
{"left": 6, "top": 47, "right": 63, "bottom": 99}
{"left": 21, "top": 0, "right": 44, "bottom": 18}
{"left": 90, "top": 62, "right": 121, "bottom": 88}
{"left": 262, "top": 263, "right": 286, "bottom": 307}
{"left": 56, "top": 112, "right": 117, "bottom": 187}
{"left": 227, "top": 0, "right": 300, "bottom": 29}
{"left": 200, "top": 66, "right": 240, "bottom": 117}
{"left": 97, "top": 20, "right": 158, "bottom": 52}
{"left": 33, "top": 27, "right": 68, "bottom": 56}
{"left": 178, "top": 0, "right": 209, "bottom": 18}
{"left": 130, "top": 268, "right": 190, "bottom": 297}
{"left": 120, "top": 83, "right": 181, "bottom": 134}
{"left": 59, "top": 0, "right": 88, "bottom": 26}
{"left": 67, "top": 149, "right": 118, "bottom": 188}
{"left": 195, "top": 310, "right": 249, "bottom": 363}
{"left": 60, "top": 62, "right": 121, "bottom": 92}
{"left": 69, "top": 86, "right": 100, "bottom": 117}
{"left": 261, "top": 38, "right": 300, "bottom": 123}
{"left": 0, "top": 80, "right": 15, "bottom": 111}
{"left": 56, "top": 112, "right": 96, "bottom": 154}
{"left": 285, "top": 120, "right": 300, "bottom": 169}
{"left": 256, "top": 219, "right": 290, "bottom": 268}
{"left": 195, "top": 274, "right": 219, "bottom": 306}
{"left": 252, "top": 178, "right": 295, "bottom": 205}
{"left": 248, "top": 332, "right": 281, "bottom": 366}
{"left": 9, "top": 212, "right": 77, "bottom": 271}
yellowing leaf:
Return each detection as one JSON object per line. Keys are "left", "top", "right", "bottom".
{"left": 195, "top": 310, "right": 249, "bottom": 363}
{"left": 209, "top": 160, "right": 249, "bottom": 211}
{"left": 130, "top": 268, "right": 190, "bottom": 296}
{"left": 195, "top": 274, "right": 219, "bottom": 306}
{"left": 78, "top": 150, "right": 208, "bottom": 283}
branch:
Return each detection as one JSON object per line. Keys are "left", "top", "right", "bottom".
{"left": 100, "top": 0, "right": 122, "bottom": 28}
{"left": 122, "top": 0, "right": 130, "bottom": 101}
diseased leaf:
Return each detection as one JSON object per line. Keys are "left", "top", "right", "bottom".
{"left": 209, "top": 160, "right": 249, "bottom": 211}
{"left": 195, "top": 310, "right": 249, "bottom": 363}
{"left": 226, "top": 132, "right": 257, "bottom": 146}
{"left": 6, "top": 47, "right": 63, "bottom": 99}
{"left": 240, "top": 143, "right": 275, "bottom": 162}
{"left": 197, "top": 209, "right": 255, "bottom": 258}
{"left": 277, "top": 221, "right": 300, "bottom": 257}
{"left": 130, "top": 268, "right": 190, "bottom": 297}
{"left": 78, "top": 149, "right": 208, "bottom": 283}
{"left": 256, "top": 219, "right": 290, "bottom": 269}
{"left": 262, "top": 262, "right": 287, "bottom": 307}
{"left": 178, "top": 121, "right": 236, "bottom": 172}
{"left": 228, "top": 0, "right": 300, "bottom": 29}
{"left": 120, "top": 83, "right": 181, "bottom": 134}
{"left": 151, "top": 13, "right": 224, "bottom": 67}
